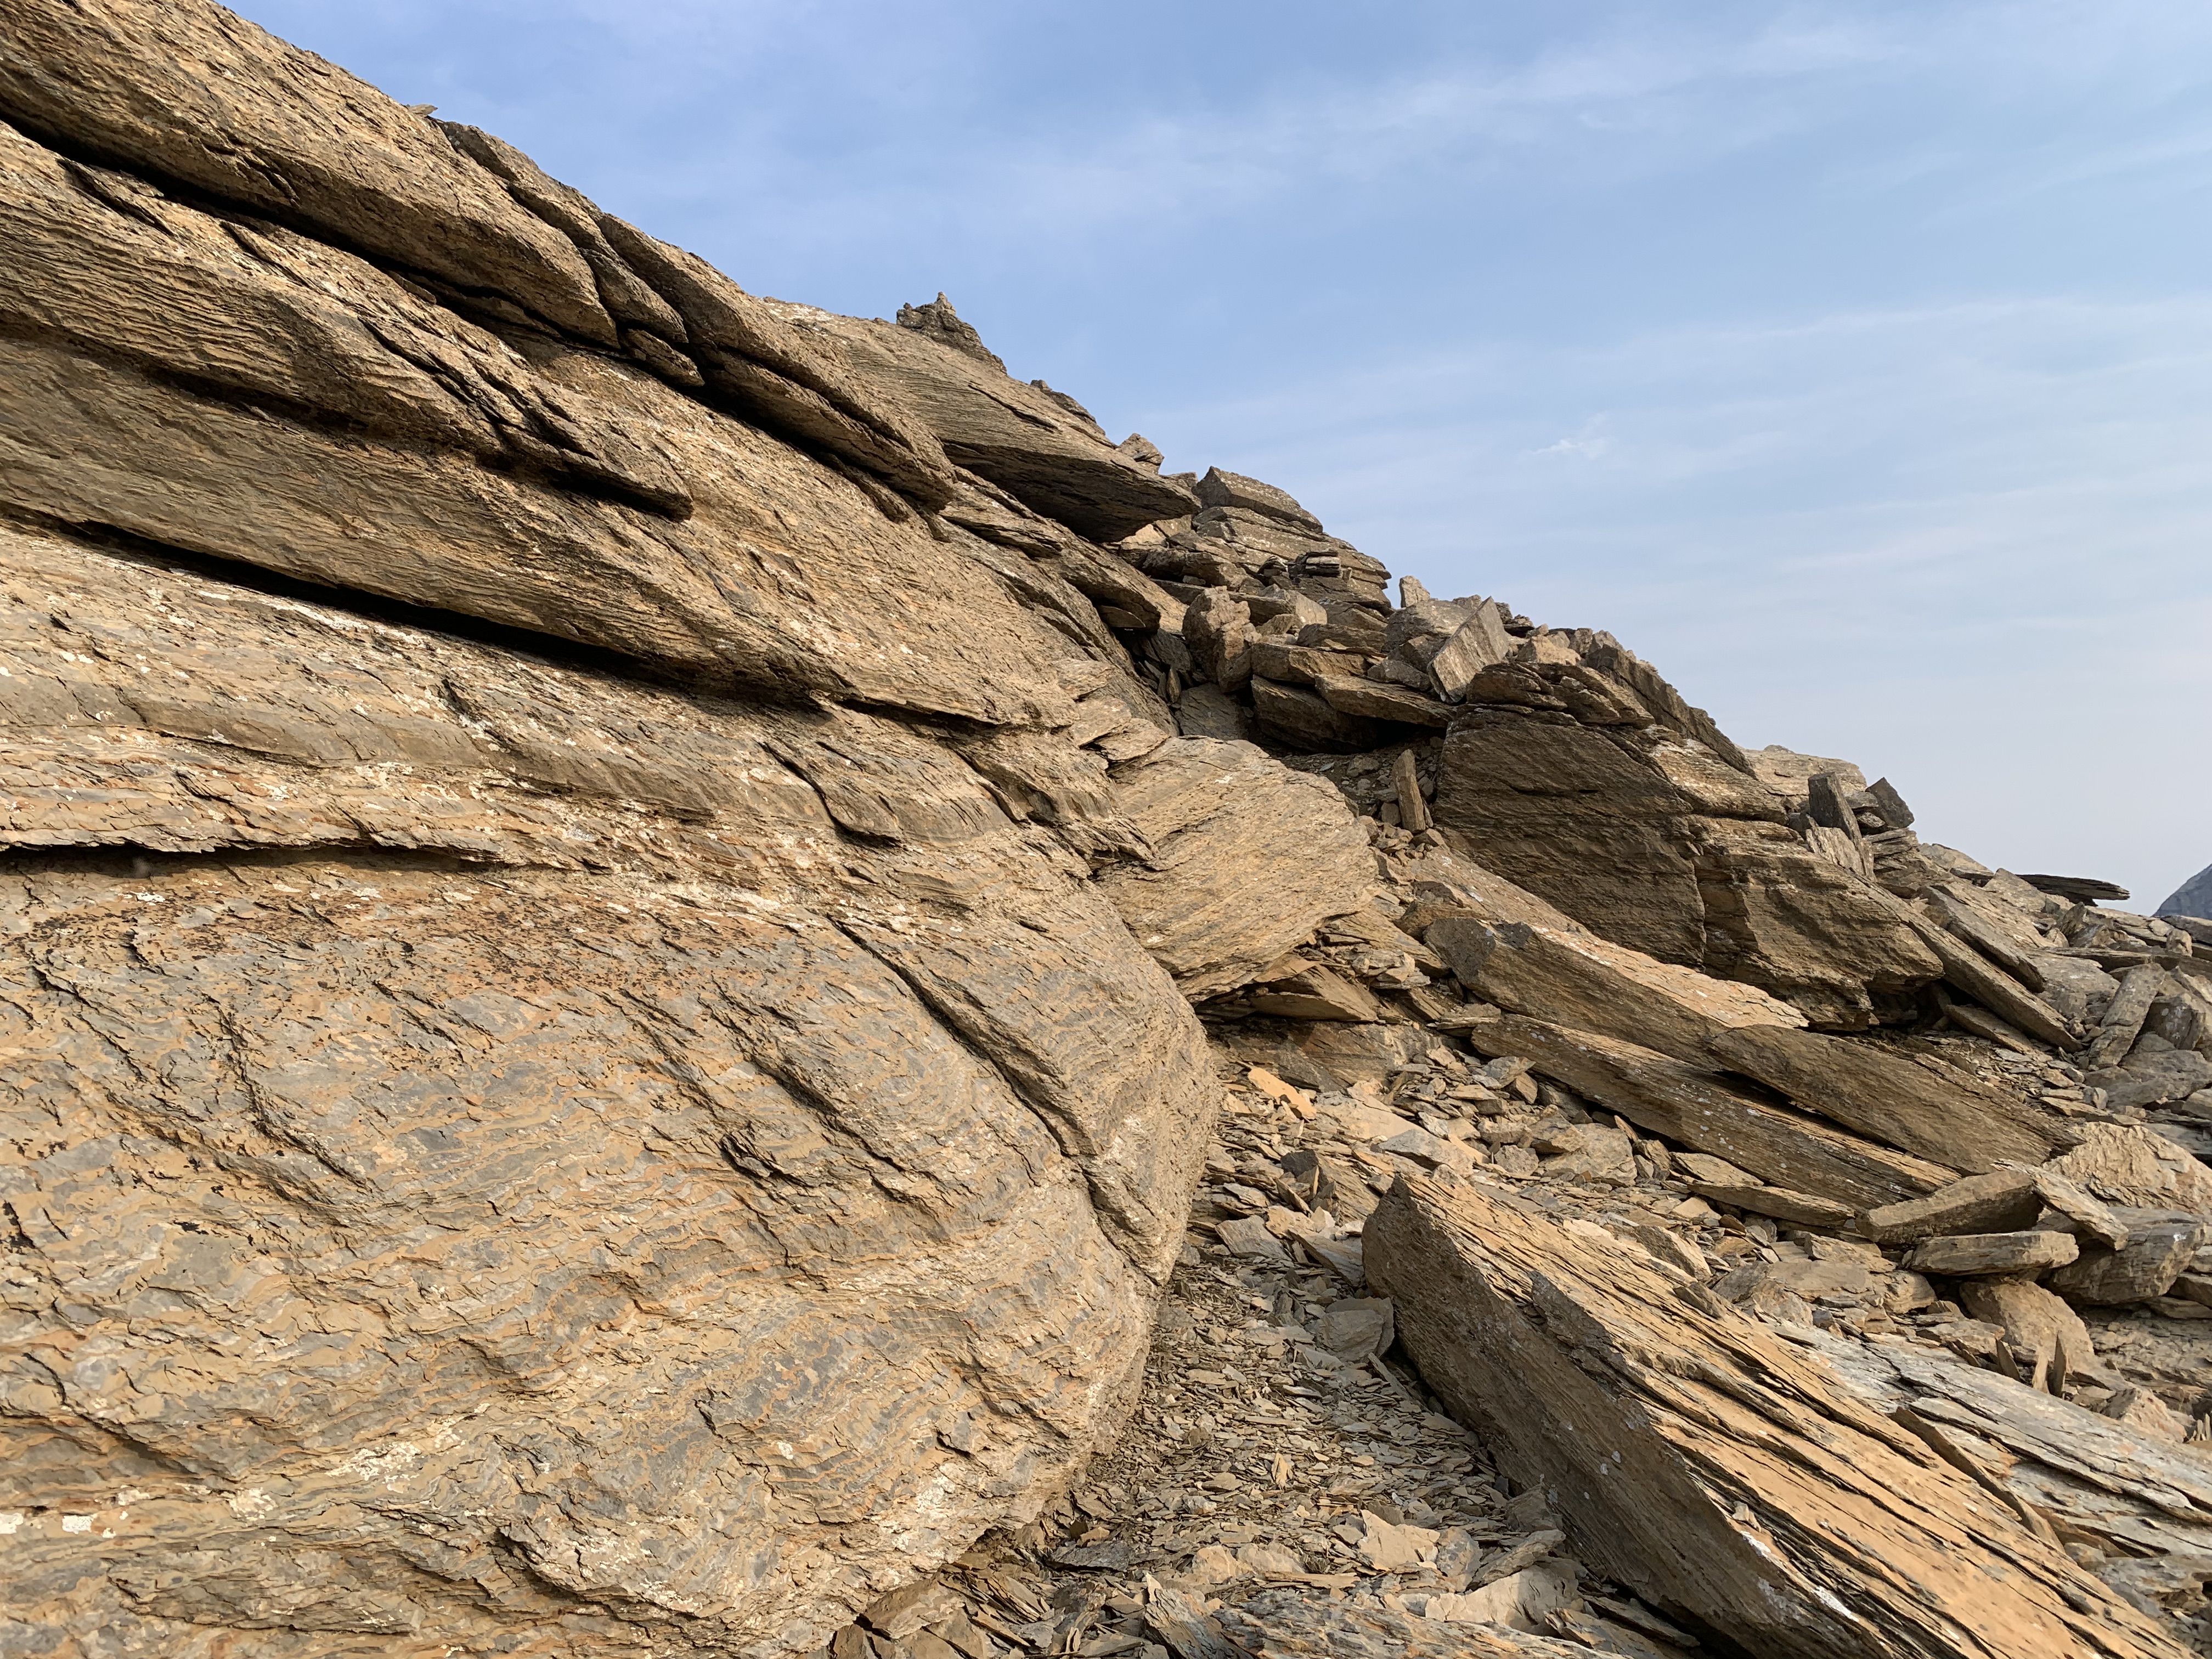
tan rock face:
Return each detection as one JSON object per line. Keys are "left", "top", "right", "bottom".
{"left": 0, "top": 526, "right": 1220, "bottom": 1654}
{"left": 0, "top": 6, "right": 1264, "bottom": 1640}
{"left": 0, "top": 0, "right": 618, "bottom": 342}
{"left": 789, "top": 305, "right": 1197, "bottom": 541}
{"left": 1367, "top": 1176, "right": 2186, "bottom": 1659}
{"left": 1432, "top": 707, "right": 1943, "bottom": 1028}
{"left": 1092, "top": 739, "right": 1374, "bottom": 1000}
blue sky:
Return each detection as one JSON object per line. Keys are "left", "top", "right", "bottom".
{"left": 235, "top": 0, "right": 2212, "bottom": 908}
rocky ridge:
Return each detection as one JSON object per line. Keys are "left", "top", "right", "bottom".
{"left": 3, "top": 5, "right": 2211, "bottom": 1658}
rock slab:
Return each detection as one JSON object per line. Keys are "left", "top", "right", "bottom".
{"left": 1367, "top": 1174, "right": 2188, "bottom": 1659}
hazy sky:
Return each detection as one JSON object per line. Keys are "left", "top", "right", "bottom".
{"left": 235, "top": 1, "right": 2212, "bottom": 909}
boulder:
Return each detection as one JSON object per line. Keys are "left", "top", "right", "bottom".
{"left": 1367, "top": 1177, "right": 2182, "bottom": 1659}
{"left": 1432, "top": 710, "right": 1942, "bottom": 1028}
{"left": 2046, "top": 1212, "right": 2206, "bottom": 1306}
{"left": 1956, "top": 1279, "right": 2103, "bottom": 1393}
{"left": 2041, "top": 1124, "right": 2212, "bottom": 1212}
{"left": 1194, "top": 465, "right": 1323, "bottom": 532}
{"left": 0, "top": 526, "right": 1217, "bottom": 1656}
{"left": 1425, "top": 915, "right": 1803, "bottom": 1068}
{"left": 1707, "top": 1025, "right": 2079, "bottom": 1173}
{"left": 1092, "top": 739, "right": 1374, "bottom": 998}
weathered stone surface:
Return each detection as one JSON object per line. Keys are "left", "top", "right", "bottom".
{"left": 1903, "top": 908, "right": 2085, "bottom": 1049}
{"left": 0, "top": 117, "right": 686, "bottom": 514}
{"left": 1246, "top": 639, "right": 1365, "bottom": 689}
{"left": 435, "top": 120, "right": 691, "bottom": 344}
{"left": 1424, "top": 602, "right": 1514, "bottom": 701}
{"left": 1220, "top": 1586, "right": 1590, "bottom": 1658}
{"left": 1368, "top": 1176, "right": 2182, "bottom": 1659}
{"left": 1250, "top": 676, "right": 1383, "bottom": 751}
{"left": 1923, "top": 882, "right": 2049, "bottom": 989}
{"left": 1708, "top": 1025, "right": 2078, "bottom": 1174}
{"left": 1689, "top": 1181, "right": 1856, "bottom": 1227}
{"left": 595, "top": 231, "right": 958, "bottom": 506}
{"left": 1458, "top": 1015, "right": 1954, "bottom": 1210}
{"left": 1247, "top": 963, "right": 1385, "bottom": 1022}
{"left": 2034, "top": 952, "right": 2123, "bottom": 1024}
{"left": 795, "top": 307, "right": 1194, "bottom": 540}
{"left": 1091, "top": 739, "right": 1374, "bottom": 998}
{"left": 0, "top": 319, "right": 1080, "bottom": 727}
{"left": 1903, "top": 1231, "right": 2079, "bottom": 1277}
{"left": 1432, "top": 709, "right": 1942, "bottom": 1028}
{"left": 13, "top": 6, "right": 2212, "bottom": 1654}
{"left": 1170, "top": 682, "right": 1254, "bottom": 742}
{"left": 2046, "top": 1211, "right": 2205, "bottom": 1306}
{"left": 0, "top": 529, "right": 1219, "bottom": 1654}
{"left": 1426, "top": 915, "right": 1801, "bottom": 1068}
{"left": 1183, "top": 588, "right": 1254, "bottom": 693}
{"left": 1956, "top": 1279, "right": 2103, "bottom": 1393}
{"left": 0, "top": 0, "right": 617, "bottom": 343}
{"left": 2087, "top": 963, "right": 2169, "bottom": 1069}
{"left": 1193, "top": 466, "right": 1322, "bottom": 532}
{"left": 1318, "top": 677, "right": 1454, "bottom": 727}
{"left": 2043, "top": 1124, "right": 2212, "bottom": 1212}
{"left": 1860, "top": 1171, "right": 2044, "bottom": 1243}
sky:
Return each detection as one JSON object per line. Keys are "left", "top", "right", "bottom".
{"left": 234, "top": 0, "right": 2212, "bottom": 909}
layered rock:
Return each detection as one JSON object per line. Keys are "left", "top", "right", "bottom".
{"left": 0, "top": 4, "right": 1261, "bottom": 1647}
{"left": 0, "top": 521, "right": 1223, "bottom": 1654}
{"left": 1430, "top": 702, "right": 1944, "bottom": 1029}
{"left": 8, "top": 3, "right": 2212, "bottom": 1655}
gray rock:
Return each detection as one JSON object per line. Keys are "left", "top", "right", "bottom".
{"left": 2047, "top": 1213, "right": 2207, "bottom": 1306}
{"left": 1194, "top": 465, "right": 1323, "bottom": 532}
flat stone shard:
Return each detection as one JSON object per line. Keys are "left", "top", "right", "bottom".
{"left": 1903, "top": 1231, "right": 2080, "bottom": 1277}
{"left": 1367, "top": 1176, "right": 2185, "bottom": 1659}
{"left": 1708, "top": 1024, "right": 2079, "bottom": 1173}
{"left": 1459, "top": 1015, "right": 1955, "bottom": 1210}
{"left": 1860, "top": 1171, "right": 2044, "bottom": 1243}
{"left": 1426, "top": 915, "right": 1799, "bottom": 1067}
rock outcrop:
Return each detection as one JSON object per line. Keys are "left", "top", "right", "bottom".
{"left": 5, "top": 4, "right": 2212, "bottom": 1657}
